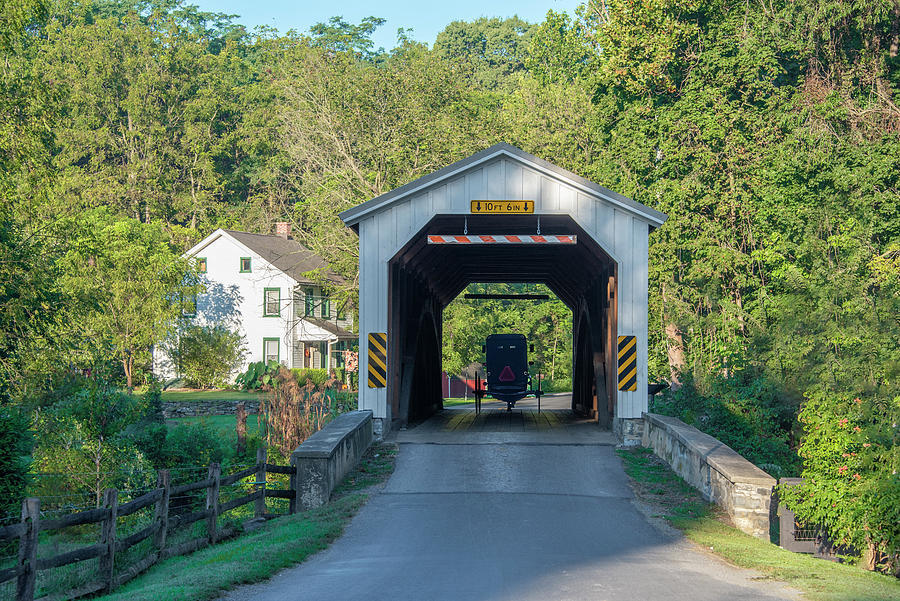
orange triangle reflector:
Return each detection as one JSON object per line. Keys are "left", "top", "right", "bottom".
{"left": 498, "top": 365, "right": 515, "bottom": 382}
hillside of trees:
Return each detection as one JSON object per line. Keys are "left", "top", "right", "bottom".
{"left": 1, "top": 0, "right": 898, "bottom": 572}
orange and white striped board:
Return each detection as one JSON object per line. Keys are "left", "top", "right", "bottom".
{"left": 426, "top": 234, "right": 577, "bottom": 245}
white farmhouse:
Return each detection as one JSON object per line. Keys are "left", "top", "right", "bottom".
{"left": 153, "top": 223, "right": 354, "bottom": 383}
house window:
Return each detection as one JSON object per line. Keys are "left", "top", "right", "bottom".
{"left": 263, "top": 338, "right": 280, "bottom": 364}
{"left": 321, "top": 297, "right": 330, "bottom": 318}
{"left": 304, "top": 287, "right": 315, "bottom": 316}
{"left": 264, "top": 288, "right": 280, "bottom": 317}
{"left": 240, "top": 257, "right": 251, "bottom": 273}
{"left": 182, "top": 294, "right": 197, "bottom": 317}
{"left": 197, "top": 258, "right": 207, "bottom": 273}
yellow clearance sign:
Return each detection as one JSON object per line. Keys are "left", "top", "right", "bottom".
{"left": 470, "top": 200, "right": 534, "bottom": 214}
{"left": 367, "top": 333, "right": 387, "bottom": 388}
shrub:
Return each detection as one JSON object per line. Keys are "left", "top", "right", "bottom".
{"left": 260, "top": 367, "right": 338, "bottom": 456}
{"left": 32, "top": 383, "right": 154, "bottom": 507}
{"left": 161, "top": 422, "right": 227, "bottom": 470}
{"left": 170, "top": 325, "right": 245, "bottom": 389}
{"left": 540, "top": 378, "right": 571, "bottom": 393}
{"left": 650, "top": 373, "right": 800, "bottom": 476}
{"left": 236, "top": 360, "right": 280, "bottom": 390}
{"left": 0, "top": 408, "right": 32, "bottom": 521}
{"left": 291, "top": 368, "right": 329, "bottom": 388}
{"left": 780, "top": 392, "right": 900, "bottom": 572}
{"left": 129, "top": 422, "right": 169, "bottom": 468}
{"left": 142, "top": 375, "right": 164, "bottom": 422}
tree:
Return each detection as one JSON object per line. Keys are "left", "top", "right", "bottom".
{"left": 0, "top": 0, "right": 47, "bottom": 52}
{"left": 442, "top": 283, "right": 572, "bottom": 382}
{"left": 525, "top": 9, "right": 595, "bottom": 85}
{"left": 434, "top": 16, "right": 535, "bottom": 90}
{"left": 278, "top": 40, "right": 500, "bottom": 307}
{"left": 32, "top": 382, "right": 153, "bottom": 507}
{"left": 60, "top": 211, "right": 202, "bottom": 388}
{"left": 309, "top": 16, "right": 386, "bottom": 61}
{"left": 168, "top": 324, "right": 246, "bottom": 388}
{"left": 0, "top": 408, "right": 32, "bottom": 520}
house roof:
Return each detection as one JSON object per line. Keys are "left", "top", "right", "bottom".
{"left": 339, "top": 143, "right": 667, "bottom": 228}
{"left": 219, "top": 230, "right": 334, "bottom": 284}
{"left": 302, "top": 318, "right": 356, "bottom": 340}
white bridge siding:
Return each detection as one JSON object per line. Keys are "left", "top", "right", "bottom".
{"left": 353, "top": 149, "right": 662, "bottom": 428}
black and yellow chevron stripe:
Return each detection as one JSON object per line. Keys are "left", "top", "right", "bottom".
{"left": 617, "top": 335, "right": 637, "bottom": 392}
{"left": 367, "top": 333, "right": 387, "bottom": 388}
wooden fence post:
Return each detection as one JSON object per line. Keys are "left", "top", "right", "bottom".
{"left": 206, "top": 463, "right": 220, "bottom": 544}
{"left": 236, "top": 403, "right": 247, "bottom": 456}
{"left": 153, "top": 470, "right": 170, "bottom": 552}
{"left": 289, "top": 452, "right": 299, "bottom": 515}
{"left": 16, "top": 497, "right": 39, "bottom": 601}
{"left": 99, "top": 488, "right": 118, "bottom": 592}
{"left": 254, "top": 447, "right": 266, "bottom": 518}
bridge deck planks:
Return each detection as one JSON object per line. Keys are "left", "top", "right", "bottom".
{"left": 434, "top": 408, "right": 575, "bottom": 433}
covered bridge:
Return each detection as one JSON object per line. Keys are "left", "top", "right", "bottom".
{"left": 339, "top": 144, "right": 666, "bottom": 441}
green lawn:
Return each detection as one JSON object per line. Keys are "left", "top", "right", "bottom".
{"left": 443, "top": 398, "right": 478, "bottom": 406}
{"left": 94, "top": 443, "right": 397, "bottom": 601}
{"left": 157, "top": 389, "right": 264, "bottom": 402}
{"left": 617, "top": 447, "right": 900, "bottom": 601}
{"left": 168, "top": 414, "right": 262, "bottom": 438}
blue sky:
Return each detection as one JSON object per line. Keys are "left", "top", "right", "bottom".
{"left": 191, "top": 0, "right": 584, "bottom": 50}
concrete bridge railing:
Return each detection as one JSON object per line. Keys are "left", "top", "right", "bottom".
{"left": 642, "top": 412, "right": 776, "bottom": 540}
{"left": 291, "top": 410, "right": 374, "bottom": 511}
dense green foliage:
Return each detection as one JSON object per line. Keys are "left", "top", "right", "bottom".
{"left": 780, "top": 393, "right": 900, "bottom": 570}
{"left": 168, "top": 325, "right": 246, "bottom": 389}
{"left": 0, "top": 408, "right": 33, "bottom": 520}
{"left": 651, "top": 375, "right": 801, "bottom": 477}
{"left": 443, "top": 283, "right": 573, "bottom": 380}
{"left": 291, "top": 368, "right": 330, "bottom": 388}
{"left": 31, "top": 382, "right": 154, "bottom": 506}
{"left": 235, "top": 360, "right": 281, "bottom": 390}
{"left": 130, "top": 421, "right": 229, "bottom": 473}
{"left": 2, "top": 0, "right": 899, "bottom": 573}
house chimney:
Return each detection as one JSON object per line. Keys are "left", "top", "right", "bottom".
{"left": 275, "top": 221, "right": 291, "bottom": 239}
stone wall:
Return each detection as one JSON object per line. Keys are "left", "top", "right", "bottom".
{"left": 614, "top": 417, "right": 645, "bottom": 446}
{"left": 642, "top": 412, "right": 776, "bottom": 540}
{"left": 161, "top": 399, "right": 260, "bottom": 419}
{"left": 291, "top": 410, "right": 374, "bottom": 511}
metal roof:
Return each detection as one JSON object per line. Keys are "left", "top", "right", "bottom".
{"left": 339, "top": 143, "right": 667, "bottom": 227}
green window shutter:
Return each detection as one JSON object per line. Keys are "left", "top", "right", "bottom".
{"left": 304, "top": 288, "right": 314, "bottom": 316}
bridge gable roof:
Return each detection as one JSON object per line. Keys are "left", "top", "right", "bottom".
{"left": 338, "top": 143, "right": 666, "bottom": 229}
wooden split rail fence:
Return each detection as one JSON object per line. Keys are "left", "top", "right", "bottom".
{"left": 1, "top": 448, "right": 301, "bottom": 601}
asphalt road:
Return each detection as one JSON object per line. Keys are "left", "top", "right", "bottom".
{"left": 220, "top": 405, "right": 797, "bottom": 601}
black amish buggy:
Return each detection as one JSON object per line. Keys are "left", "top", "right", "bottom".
{"left": 475, "top": 333, "right": 543, "bottom": 411}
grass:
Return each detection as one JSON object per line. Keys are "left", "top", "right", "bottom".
{"left": 441, "top": 396, "right": 562, "bottom": 407}
{"left": 93, "top": 443, "right": 397, "bottom": 601}
{"left": 157, "top": 389, "right": 264, "bottom": 402}
{"left": 168, "top": 414, "right": 262, "bottom": 439}
{"left": 617, "top": 447, "right": 900, "bottom": 601}
{"left": 443, "top": 398, "right": 477, "bottom": 406}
